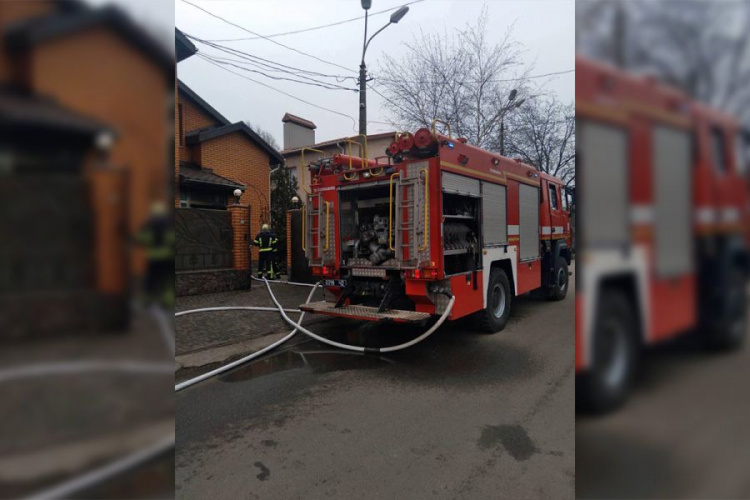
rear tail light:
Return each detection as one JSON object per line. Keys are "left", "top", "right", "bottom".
{"left": 312, "top": 266, "right": 334, "bottom": 277}
{"left": 408, "top": 268, "right": 438, "bottom": 280}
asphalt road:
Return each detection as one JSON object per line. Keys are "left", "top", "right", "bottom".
{"left": 176, "top": 271, "right": 575, "bottom": 499}
{"left": 576, "top": 294, "right": 750, "bottom": 499}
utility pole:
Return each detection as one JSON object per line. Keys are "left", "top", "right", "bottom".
{"left": 359, "top": 1, "right": 409, "bottom": 136}
{"left": 499, "top": 89, "right": 524, "bottom": 157}
{"left": 359, "top": 64, "right": 367, "bottom": 136}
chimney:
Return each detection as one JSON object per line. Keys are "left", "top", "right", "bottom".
{"left": 282, "top": 113, "right": 316, "bottom": 150}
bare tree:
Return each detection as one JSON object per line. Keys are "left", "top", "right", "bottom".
{"left": 501, "top": 96, "right": 576, "bottom": 185}
{"left": 577, "top": 1, "right": 750, "bottom": 124}
{"left": 373, "top": 8, "right": 532, "bottom": 149}
{"left": 245, "top": 122, "right": 280, "bottom": 150}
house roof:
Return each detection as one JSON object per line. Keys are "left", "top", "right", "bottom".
{"left": 0, "top": 86, "right": 113, "bottom": 137}
{"left": 178, "top": 79, "right": 231, "bottom": 127}
{"left": 179, "top": 162, "right": 245, "bottom": 191}
{"left": 280, "top": 131, "right": 396, "bottom": 156}
{"left": 282, "top": 113, "right": 316, "bottom": 130}
{"left": 4, "top": 4, "right": 173, "bottom": 75}
{"left": 175, "top": 28, "right": 197, "bottom": 63}
{"left": 186, "top": 122, "right": 284, "bottom": 165}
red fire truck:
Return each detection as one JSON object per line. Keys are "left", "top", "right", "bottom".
{"left": 576, "top": 56, "right": 750, "bottom": 412}
{"left": 297, "top": 125, "right": 572, "bottom": 332}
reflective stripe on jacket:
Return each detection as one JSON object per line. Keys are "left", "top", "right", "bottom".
{"left": 253, "top": 231, "right": 277, "bottom": 251}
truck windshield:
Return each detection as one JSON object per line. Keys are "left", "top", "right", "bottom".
{"left": 738, "top": 131, "right": 750, "bottom": 174}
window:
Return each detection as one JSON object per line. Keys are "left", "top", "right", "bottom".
{"left": 561, "top": 187, "right": 569, "bottom": 211}
{"left": 548, "top": 184, "right": 558, "bottom": 210}
{"left": 711, "top": 127, "right": 728, "bottom": 173}
{"left": 179, "top": 190, "right": 228, "bottom": 209}
{"left": 736, "top": 131, "right": 749, "bottom": 174}
{"left": 178, "top": 104, "right": 184, "bottom": 146}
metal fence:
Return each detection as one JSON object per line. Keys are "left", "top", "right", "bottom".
{"left": 175, "top": 208, "right": 233, "bottom": 271}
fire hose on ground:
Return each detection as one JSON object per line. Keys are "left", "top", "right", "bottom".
{"left": 174, "top": 279, "right": 455, "bottom": 391}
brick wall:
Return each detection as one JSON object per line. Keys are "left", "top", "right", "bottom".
{"left": 178, "top": 95, "right": 220, "bottom": 164}
{"left": 200, "top": 133, "right": 271, "bottom": 262}
{"left": 29, "top": 26, "right": 170, "bottom": 277}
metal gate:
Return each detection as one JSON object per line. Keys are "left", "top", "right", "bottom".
{"left": 0, "top": 175, "right": 96, "bottom": 338}
{"left": 175, "top": 208, "right": 233, "bottom": 271}
{"left": 289, "top": 210, "right": 315, "bottom": 284}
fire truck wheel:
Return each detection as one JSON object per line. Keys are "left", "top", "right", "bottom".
{"left": 704, "top": 268, "right": 747, "bottom": 350}
{"left": 577, "top": 290, "right": 639, "bottom": 414}
{"left": 475, "top": 268, "right": 512, "bottom": 333}
{"left": 546, "top": 256, "right": 569, "bottom": 301}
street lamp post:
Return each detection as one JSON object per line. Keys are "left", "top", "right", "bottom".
{"left": 359, "top": 2, "right": 409, "bottom": 136}
{"left": 499, "top": 89, "right": 525, "bottom": 156}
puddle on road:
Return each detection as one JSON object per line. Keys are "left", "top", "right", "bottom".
{"left": 217, "top": 316, "right": 539, "bottom": 386}
{"left": 218, "top": 349, "right": 390, "bottom": 383}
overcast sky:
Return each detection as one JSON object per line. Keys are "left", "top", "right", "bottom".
{"left": 109, "top": 0, "right": 574, "bottom": 148}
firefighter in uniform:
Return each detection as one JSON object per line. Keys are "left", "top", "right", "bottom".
{"left": 136, "top": 201, "right": 174, "bottom": 308}
{"left": 253, "top": 224, "right": 277, "bottom": 279}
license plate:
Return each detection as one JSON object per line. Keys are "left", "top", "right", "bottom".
{"left": 324, "top": 279, "right": 347, "bottom": 287}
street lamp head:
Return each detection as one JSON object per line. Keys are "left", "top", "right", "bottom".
{"left": 361, "top": 0, "right": 372, "bottom": 10}
{"left": 233, "top": 188, "right": 242, "bottom": 199}
{"left": 291, "top": 196, "right": 299, "bottom": 204}
{"left": 515, "top": 98, "right": 526, "bottom": 108}
{"left": 389, "top": 6, "right": 409, "bottom": 23}
{"left": 508, "top": 89, "right": 518, "bottom": 102}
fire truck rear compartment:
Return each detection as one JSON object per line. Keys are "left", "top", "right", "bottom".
{"left": 442, "top": 192, "right": 481, "bottom": 276}
{"left": 339, "top": 184, "right": 396, "bottom": 267}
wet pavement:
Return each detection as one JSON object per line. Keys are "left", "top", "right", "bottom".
{"left": 176, "top": 269, "right": 575, "bottom": 499}
{"left": 576, "top": 299, "right": 750, "bottom": 499}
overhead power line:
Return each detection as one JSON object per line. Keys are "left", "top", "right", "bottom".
{"left": 204, "top": 0, "right": 426, "bottom": 42}
{"left": 199, "top": 56, "right": 394, "bottom": 133}
{"left": 198, "top": 56, "right": 362, "bottom": 132}
{"left": 371, "top": 69, "right": 576, "bottom": 85}
{"left": 198, "top": 54, "right": 357, "bottom": 91}
{"left": 185, "top": 33, "right": 357, "bottom": 82}
{"left": 180, "top": 0, "right": 356, "bottom": 74}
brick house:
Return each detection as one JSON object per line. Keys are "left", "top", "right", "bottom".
{"left": 0, "top": 0, "right": 172, "bottom": 334}
{"left": 176, "top": 79, "right": 284, "bottom": 264}
{"left": 1, "top": 0, "right": 173, "bottom": 278}
{"left": 280, "top": 113, "right": 395, "bottom": 202}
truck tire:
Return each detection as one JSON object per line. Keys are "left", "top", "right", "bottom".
{"left": 703, "top": 265, "right": 747, "bottom": 350}
{"left": 546, "top": 256, "right": 569, "bottom": 301}
{"left": 474, "top": 268, "right": 512, "bottom": 333}
{"left": 577, "top": 289, "right": 639, "bottom": 414}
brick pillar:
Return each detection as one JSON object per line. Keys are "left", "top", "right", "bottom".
{"left": 87, "top": 165, "right": 128, "bottom": 294}
{"left": 228, "top": 203, "right": 250, "bottom": 271}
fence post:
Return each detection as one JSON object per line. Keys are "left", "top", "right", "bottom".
{"left": 286, "top": 210, "right": 292, "bottom": 277}
{"left": 228, "top": 203, "right": 250, "bottom": 272}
